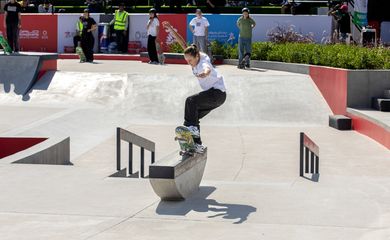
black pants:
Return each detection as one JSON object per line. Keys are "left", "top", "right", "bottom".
{"left": 147, "top": 35, "right": 158, "bottom": 62}
{"left": 115, "top": 30, "right": 127, "bottom": 53}
{"left": 81, "top": 34, "right": 94, "bottom": 62}
{"left": 184, "top": 88, "right": 226, "bottom": 144}
{"left": 6, "top": 23, "right": 19, "bottom": 52}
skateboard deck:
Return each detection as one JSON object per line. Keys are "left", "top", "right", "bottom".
{"left": 156, "top": 42, "right": 165, "bottom": 64}
{"left": 0, "top": 35, "right": 12, "bottom": 55}
{"left": 76, "top": 46, "right": 86, "bottom": 62}
{"left": 175, "top": 126, "right": 196, "bottom": 156}
{"left": 238, "top": 53, "right": 251, "bottom": 69}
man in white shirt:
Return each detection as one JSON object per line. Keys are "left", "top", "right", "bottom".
{"left": 189, "top": 9, "right": 209, "bottom": 54}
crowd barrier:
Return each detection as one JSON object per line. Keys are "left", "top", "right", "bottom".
{"left": 0, "top": 13, "right": 332, "bottom": 53}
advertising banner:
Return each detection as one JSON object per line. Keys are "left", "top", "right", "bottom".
{"left": 129, "top": 14, "right": 149, "bottom": 48}
{"left": 0, "top": 14, "right": 58, "bottom": 52}
{"left": 129, "top": 14, "right": 187, "bottom": 52}
{"left": 352, "top": 0, "right": 368, "bottom": 28}
{"left": 57, "top": 14, "right": 100, "bottom": 53}
{"left": 158, "top": 14, "right": 187, "bottom": 51}
{"left": 252, "top": 15, "right": 332, "bottom": 43}
{"left": 187, "top": 14, "right": 239, "bottom": 45}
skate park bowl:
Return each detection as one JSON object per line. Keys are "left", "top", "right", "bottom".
{"left": 0, "top": 137, "right": 70, "bottom": 165}
{"left": 149, "top": 148, "right": 208, "bottom": 201}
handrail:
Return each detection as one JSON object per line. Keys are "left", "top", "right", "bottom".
{"left": 116, "top": 127, "right": 155, "bottom": 178}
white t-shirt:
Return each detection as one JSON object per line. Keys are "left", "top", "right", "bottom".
{"left": 147, "top": 18, "right": 159, "bottom": 36}
{"left": 192, "top": 53, "right": 226, "bottom": 92}
{"left": 189, "top": 17, "right": 210, "bottom": 37}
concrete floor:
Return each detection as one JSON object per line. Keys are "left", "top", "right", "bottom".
{"left": 0, "top": 60, "right": 389, "bottom": 240}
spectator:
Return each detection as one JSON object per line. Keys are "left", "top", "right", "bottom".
{"left": 73, "top": 16, "right": 83, "bottom": 53}
{"left": 189, "top": 9, "right": 209, "bottom": 55}
{"left": 38, "top": 0, "right": 54, "bottom": 13}
{"left": 237, "top": 7, "right": 255, "bottom": 68}
{"left": 3, "top": 0, "right": 22, "bottom": 52}
{"left": 186, "top": 0, "right": 196, "bottom": 7}
{"left": 169, "top": 0, "right": 181, "bottom": 13}
{"left": 337, "top": 4, "right": 350, "bottom": 43}
{"left": 146, "top": 8, "right": 159, "bottom": 64}
{"left": 80, "top": 9, "right": 97, "bottom": 62}
{"left": 85, "top": 0, "right": 99, "bottom": 13}
{"left": 328, "top": 2, "right": 342, "bottom": 42}
{"left": 110, "top": 2, "right": 128, "bottom": 53}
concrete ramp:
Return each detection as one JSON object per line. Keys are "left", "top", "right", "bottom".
{"left": 149, "top": 148, "right": 207, "bottom": 201}
{"left": 0, "top": 53, "right": 57, "bottom": 96}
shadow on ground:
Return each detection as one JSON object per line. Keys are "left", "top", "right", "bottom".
{"left": 156, "top": 186, "right": 257, "bottom": 224}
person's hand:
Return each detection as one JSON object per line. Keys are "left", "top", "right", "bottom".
{"left": 196, "top": 72, "right": 209, "bottom": 78}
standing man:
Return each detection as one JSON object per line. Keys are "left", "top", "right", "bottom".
{"left": 3, "top": 0, "right": 22, "bottom": 53}
{"left": 110, "top": 2, "right": 128, "bottom": 53}
{"left": 189, "top": 9, "right": 209, "bottom": 55}
{"left": 237, "top": 7, "right": 256, "bottom": 69}
{"left": 81, "top": 9, "right": 97, "bottom": 63}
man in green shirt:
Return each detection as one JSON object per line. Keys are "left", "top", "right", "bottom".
{"left": 237, "top": 8, "right": 256, "bottom": 69}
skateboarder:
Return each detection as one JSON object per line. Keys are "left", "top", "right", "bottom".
{"left": 80, "top": 9, "right": 97, "bottom": 63}
{"left": 237, "top": 7, "right": 256, "bottom": 69}
{"left": 163, "top": 21, "right": 227, "bottom": 150}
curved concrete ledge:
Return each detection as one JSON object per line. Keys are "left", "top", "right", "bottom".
{"left": 1, "top": 137, "right": 71, "bottom": 165}
{"left": 149, "top": 148, "right": 207, "bottom": 201}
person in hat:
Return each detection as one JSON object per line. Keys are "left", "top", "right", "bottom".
{"left": 236, "top": 7, "right": 256, "bottom": 69}
{"left": 146, "top": 8, "right": 159, "bottom": 64}
{"left": 189, "top": 9, "right": 210, "bottom": 55}
{"left": 80, "top": 9, "right": 97, "bottom": 62}
{"left": 110, "top": 2, "right": 128, "bottom": 53}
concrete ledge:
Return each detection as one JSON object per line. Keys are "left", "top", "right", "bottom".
{"left": 149, "top": 148, "right": 207, "bottom": 201}
{"left": 1, "top": 137, "right": 71, "bottom": 165}
{"left": 329, "top": 115, "right": 352, "bottom": 130}
{"left": 223, "top": 59, "right": 310, "bottom": 74}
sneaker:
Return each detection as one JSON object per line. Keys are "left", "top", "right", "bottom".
{"left": 194, "top": 143, "right": 205, "bottom": 153}
{"left": 187, "top": 125, "right": 200, "bottom": 138}
{"left": 245, "top": 64, "right": 250, "bottom": 68}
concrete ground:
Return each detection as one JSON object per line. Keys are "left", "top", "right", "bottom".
{"left": 0, "top": 60, "right": 389, "bottom": 240}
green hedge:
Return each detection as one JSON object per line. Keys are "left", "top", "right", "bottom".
{"left": 209, "top": 42, "right": 390, "bottom": 70}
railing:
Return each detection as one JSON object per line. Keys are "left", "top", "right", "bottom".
{"left": 116, "top": 127, "right": 155, "bottom": 178}
{"left": 299, "top": 132, "right": 319, "bottom": 180}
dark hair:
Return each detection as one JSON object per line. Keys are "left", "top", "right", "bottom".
{"left": 184, "top": 44, "right": 199, "bottom": 58}
{"left": 149, "top": 8, "right": 158, "bottom": 18}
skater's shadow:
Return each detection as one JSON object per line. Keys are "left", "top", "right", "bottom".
{"left": 155, "top": 186, "right": 257, "bottom": 224}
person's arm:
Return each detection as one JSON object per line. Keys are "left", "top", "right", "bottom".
{"left": 236, "top": 17, "right": 241, "bottom": 29}
{"left": 18, "top": 12, "right": 21, "bottom": 29}
{"left": 162, "top": 21, "right": 187, "bottom": 50}
{"left": 89, "top": 24, "right": 97, "bottom": 32}
{"left": 251, "top": 18, "right": 256, "bottom": 28}
{"left": 205, "top": 26, "right": 208, "bottom": 40}
{"left": 196, "top": 62, "right": 211, "bottom": 78}
{"left": 3, "top": 9, "right": 7, "bottom": 29}
{"left": 155, "top": 20, "right": 159, "bottom": 41}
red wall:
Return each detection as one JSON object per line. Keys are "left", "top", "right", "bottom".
{"left": 0, "top": 137, "right": 47, "bottom": 159}
{"left": 157, "top": 14, "right": 187, "bottom": 52}
{"left": 347, "top": 113, "right": 390, "bottom": 149}
{"left": 309, "top": 66, "right": 348, "bottom": 115}
{"left": 0, "top": 14, "right": 58, "bottom": 52}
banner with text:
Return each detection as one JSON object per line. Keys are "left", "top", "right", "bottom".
{"left": 0, "top": 14, "right": 58, "bottom": 52}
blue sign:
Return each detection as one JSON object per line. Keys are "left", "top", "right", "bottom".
{"left": 187, "top": 14, "right": 240, "bottom": 45}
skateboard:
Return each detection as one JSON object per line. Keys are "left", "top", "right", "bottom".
{"left": 76, "top": 46, "right": 86, "bottom": 62}
{"left": 156, "top": 42, "right": 165, "bottom": 64}
{"left": 174, "top": 126, "right": 196, "bottom": 156}
{"left": 238, "top": 53, "right": 251, "bottom": 69}
{"left": 0, "top": 35, "right": 12, "bottom": 55}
